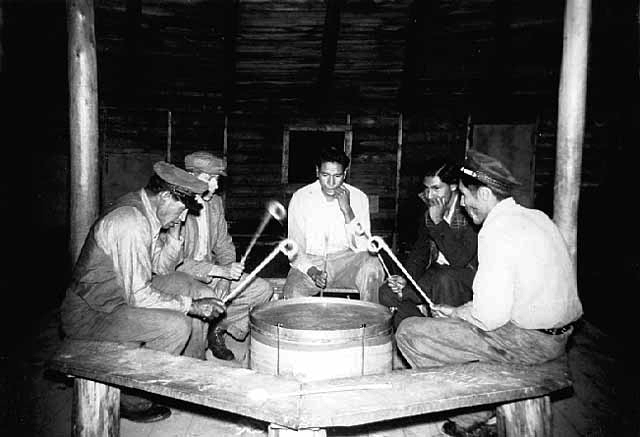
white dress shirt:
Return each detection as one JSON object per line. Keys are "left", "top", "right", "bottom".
{"left": 287, "top": 180, "right": 371, "bottom": 274}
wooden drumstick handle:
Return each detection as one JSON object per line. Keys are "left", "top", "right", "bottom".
{"left": 224, "top": 239, "right": 298, "bottom": 304}
{"left": 368, "top": 236, "right": 434, "bottom": 309}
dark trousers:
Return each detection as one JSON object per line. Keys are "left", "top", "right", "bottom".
{"left": 379, "top": 264, "right": 474, "bottom": 330}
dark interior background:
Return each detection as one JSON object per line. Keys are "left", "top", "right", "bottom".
{"left": 2, "top": 0, "right": 639, "bottom": 346}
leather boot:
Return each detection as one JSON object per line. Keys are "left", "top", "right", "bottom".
{"left": 120, "top": 393, "right": 171, "bottom": 423}
{"left": 208, "top": 327, "right": 235, "bottom": 361}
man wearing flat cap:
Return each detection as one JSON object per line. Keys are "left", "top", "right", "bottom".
{"left": 60, "top": 161, "right": 228, "bottom": 423}
{"left": 395, "top": 149, "right": 583, "bottom": 434}
{"left": 176, "top": 151, "right": 272, "bottom": 361}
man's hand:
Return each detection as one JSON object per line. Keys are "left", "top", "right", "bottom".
{"left": 432, "top": 304, "right": 454, "bottom": 318}
{"left": 188, "top": 297, "right": 226, "bottom": 320}
{"left": 212, "top": 278, "right": 232, "bottom": 299}
{"left": 167, "top": 209, "right": 187, "bottom": 239}
{"left": 307, "top": 266, "right": 328, "bottom": 289}
{"left": 224, "top": 262, "right": 244, "bottom": 281}
{"left": 386, "top": 275, "right": 406, "bottom": 296}
{"left": 428, "top": 197, "right": 446, "bottom": 224}
{"left": 331, "top": 186, "right": 355, "bottom": 223}
{"left": 209, "top": 262, "right": 244, "bottom": 280}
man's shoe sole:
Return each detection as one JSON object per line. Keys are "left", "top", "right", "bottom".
{"left": 121, "top": 404, "right": 171, "bottom": 423}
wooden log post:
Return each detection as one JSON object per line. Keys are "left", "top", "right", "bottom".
{"left": 553, "top": 0, "right": 591, "bottom": 268}
{"left": 72, "top": 378, "right": 120, "bottom": 437}
{"left": 496, "top": 396, "right": 551, "bottom": 436}
{"left": 67, "top": 0, "right": 99, "bottom": 264}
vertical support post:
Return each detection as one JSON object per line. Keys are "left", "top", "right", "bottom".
{"left": 392, "top": 113, "right": 403, "bottom": 252}
{"left": 72, "top": 378, "right": 120, "bottom": 437}
{"left": 496, "top": 396, "right": 551, "bottom": 437}
{"left": 554, "top": 0, "right": 591, "bottom": 268}
{"left": 223, "top": 115, "right": 229, "bottom": 158}
{"left": 68, "top": 0, "right": 99, "bottom": 264}
{"left": 167, "top": 110, "right": 172, "bottom": 163}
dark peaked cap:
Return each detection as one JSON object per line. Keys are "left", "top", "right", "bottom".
{"left": 460, "top": 149, "right": 520, "bottom": 195}
{"left": 153, "top": 161, "right": 208, "bottom": 195}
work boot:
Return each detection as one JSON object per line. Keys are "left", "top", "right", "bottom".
{"left": 120, "top": 393, "right": 171, "bottom": 423}
{"left": 208, "top": 327, "right": 235, "bottom": 361}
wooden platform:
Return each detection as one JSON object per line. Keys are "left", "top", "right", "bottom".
{"left": 5, "top": 309, "right": 638, "bottom": 436}
{"left": 49, "top": 340, "right": 572, "bottom": 435}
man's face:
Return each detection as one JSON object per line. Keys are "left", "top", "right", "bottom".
{"left": 316, "top": 161, "right": 346, "bottom": 197}
{"left": 157, "top": 192, "right": 188, "bottom": 228}
{"left": 196, "top": 172, "right": 219, "bottom": 201}
{"left": 421, "top": 175, "right": 455, "bottom": 207}
{"left": 458, "top": 182, "right": 488, "bottom": 225}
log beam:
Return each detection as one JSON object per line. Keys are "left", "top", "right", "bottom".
{"left": 554, "top": 0, "right": 591, "bottom": 268}
{"left": 72, "top": 378, "right": 120, "bottom": 437}
{"left": 496, "top": 396, "right": 551, "bottom": 436}
{"left": 317, "top": 0, "right": 344, "bottom": 109}
{"left": 67, "top": 0, "right": 99, "bottom": 264}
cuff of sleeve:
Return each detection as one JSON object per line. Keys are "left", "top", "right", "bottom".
{"left": 344, "top": 217, "right": 359, "bottom": 232}
{"left": 292, "top": 260, "right": 314, "bottom": 277}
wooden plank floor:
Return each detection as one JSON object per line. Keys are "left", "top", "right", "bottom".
{"left": 3, "top": 309, "right": 637, "bottom": 437}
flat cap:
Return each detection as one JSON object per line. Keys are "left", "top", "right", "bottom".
{"left": 184, "top": 151, "right": 227, "bottom": 176}
{"left": 460, "top": 149, "right": 520, "bottom": 195}
{"left": 153, "top": 161, "right": 208, "bottom": 195}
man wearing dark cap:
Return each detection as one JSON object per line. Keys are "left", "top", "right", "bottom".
{"left": 60, "top": 161, "right": 228, "bottom": 423}
{"left": 178, "top": 151, "right": 273, "bottom": 361}
{"left": 395, "top": 149, "right": 583, "bottom": 435}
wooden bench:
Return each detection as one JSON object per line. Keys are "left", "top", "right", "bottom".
{"left": 48, "top": 340, "right": 572, "bottom": 436}
{"left": 265, "top": 277, "right": 358, "bottom": 298}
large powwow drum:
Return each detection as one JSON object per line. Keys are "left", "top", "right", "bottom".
{"left": 249, "top": 297, "right": 393, "bottom": 381}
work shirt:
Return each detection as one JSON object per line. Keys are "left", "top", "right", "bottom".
{"left": 68, "top": 189, "right": 192, "bottom": 314}
{"left": 288, "top": 180, "right": 371, "bottom": 275}
{"left": 456, "top": 198, "right": 583, "bottom": 331}
{"left": 177, "top": 194, "right": 236, "bottom": 281}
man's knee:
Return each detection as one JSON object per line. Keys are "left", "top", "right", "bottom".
{"left": 283, "top": 268, "right": 314, "bottom": 297}
{"left": 251, "top": 277, "right": 274, "bottom": 304}
{"left": 160, "top": 313, "right": 192, "bottom": 354}
{"left": 359, "top": 254, "right": 385, "bottom": 282}
{"left": 378, "top": 283, "right": 400, "bottom": 307}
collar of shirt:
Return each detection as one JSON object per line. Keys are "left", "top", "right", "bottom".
{"left": 481, "top": 197, "right": 516, "bottom": 230}
{"left": 443, "top": 192, "right": 460, "bottom": 225}
{"left": 140, "top": 189, "right": 162, "bottom": 241}
{"left": 301, "top": 180, "right": 356, "bottom": 255}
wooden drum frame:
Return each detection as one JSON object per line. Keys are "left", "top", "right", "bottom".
{"left": 249, "top": 297, "right": 393, "bottom": 382}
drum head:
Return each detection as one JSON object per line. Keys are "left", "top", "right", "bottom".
{"left": 250, "top": 297, "right": 392, "bottom": 338}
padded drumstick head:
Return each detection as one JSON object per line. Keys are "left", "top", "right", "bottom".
{"left": 267, "top": 200, "right": 287, "bottom": 222}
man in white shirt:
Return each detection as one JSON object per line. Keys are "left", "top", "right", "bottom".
{"left": 284, "top": 146, "right": 384, "bottom": 302}
{"left": 395, "top": 149, "right": 583, "bottom": 435}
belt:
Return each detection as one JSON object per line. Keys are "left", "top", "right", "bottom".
{"left": 537, "top": 323, "right": 574, "bottom": 336}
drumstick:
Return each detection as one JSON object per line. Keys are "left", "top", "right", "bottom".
{"left": 321, "top": 234, "right": 329, "bottom": 296}
{"left": 367, "top": 236, "right": 434, "bottom": 309}
{"left": 240, "top": 200, "right": 287, "bottom": 265}
{"left": 223, "top": 238, "right": 297, "bottom": 305}
{"left": 354, "top": 221, "right": 391, "bottom": 278}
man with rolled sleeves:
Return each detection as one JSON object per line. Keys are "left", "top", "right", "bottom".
{"left": 395, "top": 149, "right": 583, "bottom": 435}
{"left": 284, "top": 145, "right": 385, "bottom": 302}
{"left": 61, "top": 161, "right": 228, "bottom": 423}
{"left": 179, "top": 151, "right": 273, "bottom": 361}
